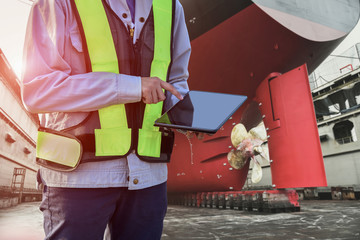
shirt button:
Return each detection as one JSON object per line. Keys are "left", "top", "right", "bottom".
{"left": 133, "top": 178, "right": 139, "bottom": 185}
{"left": 139, "top": 17, "right": 145, "bottom": 23}
{"left": 122, "top": 13, "right": 128, "bottom": 18}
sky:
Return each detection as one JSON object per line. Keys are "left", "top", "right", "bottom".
{"left": 0, "top": 0, "right": 359, "bottom": 78}
{"left": 0, "top": 0, "right": 32, "bottom": 77}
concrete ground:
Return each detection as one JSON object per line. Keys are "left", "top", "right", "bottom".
{"left": 163, "top": 200, "right": 360, "bottom": 240}
{"left": 0, "top": 200, "right": 359, "bottom": 240}
{"left": 0, "top": 201, "right": 44, "bottom": 240}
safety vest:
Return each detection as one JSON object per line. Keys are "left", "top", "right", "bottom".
{"left": 71, "top": 0, "right": 175, "bottom": 162}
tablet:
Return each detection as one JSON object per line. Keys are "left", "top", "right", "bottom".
{"left": 154, "top": 90, "right": 247, "bottom": 134}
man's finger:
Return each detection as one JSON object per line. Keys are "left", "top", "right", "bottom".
{"left": 151, "top": 90, "right": 158, "bottom": 104}
{"left": 160, "top": 81, "right": 183, "bottom": 100}
{"left": 156, "top": 85, "right": 166, "bottom": 102}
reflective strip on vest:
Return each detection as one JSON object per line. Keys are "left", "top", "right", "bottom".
{"left": 36, "top": 130, "right": 82, "bottom": 168}
{"left": 138, "top": 0, "right": 173, "bottom": 157}
{"left": 74, "top": 0, "right": 131, "bottom": 156}
{"left": 74, "top": 0, "right": 172, "bottom": 158}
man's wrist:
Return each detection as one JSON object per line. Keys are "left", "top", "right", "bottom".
{"left": 116, "top": 74, "right": 142, "bottom": 103}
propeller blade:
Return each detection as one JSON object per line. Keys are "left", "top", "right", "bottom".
{"left": 254, "top": 145, "right": 269, "bottom": 163}
{"left": 227, "top": 149, "right": 248, "bottom": 170}
{"left": 248, "top": 121, "right": 267, "bottom": 141}
{"left": 231, "top": 123, "right": 249, "bottom": 147}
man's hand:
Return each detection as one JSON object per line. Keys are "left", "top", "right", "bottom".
{"left": 141, "top": 77, "right": 183, "bottom": 104}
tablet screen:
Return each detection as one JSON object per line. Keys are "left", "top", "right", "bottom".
{"left": 154, "top": 91, "right": 247, "bottom": 133}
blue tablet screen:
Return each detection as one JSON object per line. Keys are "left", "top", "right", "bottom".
{"left": 154, "top": 91, "right": 247, "bottom": 133}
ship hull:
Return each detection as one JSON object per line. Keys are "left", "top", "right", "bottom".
{"left": 167, "top": 0, "right": 360, "bottom": 192}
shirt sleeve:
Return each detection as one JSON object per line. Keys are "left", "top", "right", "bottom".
{"left": 164, "top": 0, "right": 191, "bottom": 111}
{"left": 21, "top": 0, "right": 142, "bottom": 114}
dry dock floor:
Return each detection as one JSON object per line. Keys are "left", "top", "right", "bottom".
{"left": 0, "top": 200, "right": 359, "bottom": 239}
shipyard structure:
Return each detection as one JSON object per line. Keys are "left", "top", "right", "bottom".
{"left": 311, "top": 43, "right": 360, "bottom": 199}
{"left": 0, "top": 49, "right": 40, "bottom": 208}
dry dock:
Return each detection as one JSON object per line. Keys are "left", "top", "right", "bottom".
{"left": 0, "top": 200, "right": 359, "bottom": 240}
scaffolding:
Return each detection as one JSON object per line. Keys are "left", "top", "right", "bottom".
{"left": 309, "top": 43, "right": 360, "bottom": 90}
{"left": 10, "top": 168, "right": 26, "bottom": 203}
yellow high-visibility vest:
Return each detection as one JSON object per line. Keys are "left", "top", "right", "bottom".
{"left": 73, "top": 0, "right": 173, "bottom": 158}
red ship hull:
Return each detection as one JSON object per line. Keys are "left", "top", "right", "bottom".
{"left": 167, "top": 0, "right": 360, "bottom": 192}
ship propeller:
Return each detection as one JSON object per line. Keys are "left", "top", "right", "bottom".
{"left": 228, "top": 122, "right": 269, "bottom": 183}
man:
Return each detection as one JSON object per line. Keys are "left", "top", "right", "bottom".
{"left": 21, "top": 0, "right": 190, "bottom": 239}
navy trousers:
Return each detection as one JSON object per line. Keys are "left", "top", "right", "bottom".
{"left": 40, "top": 182, "right": 167, "bottom": 240}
